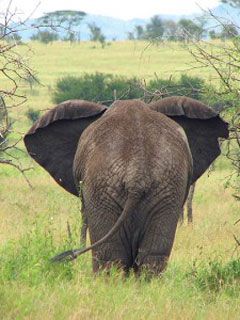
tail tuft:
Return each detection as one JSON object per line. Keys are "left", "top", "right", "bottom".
{"left": 50, "top": 194, "right": 139, "bottom": 263}
{"left": 50, "top": 250, "right": 78, "bottom": 263}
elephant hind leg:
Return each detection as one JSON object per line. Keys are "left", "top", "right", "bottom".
{"left": 91, "top": 241, "right": 133, "bottom": 274}
{"left": 135, "top": 255, "right": 169, "bottom": 276}
{"left": 87, "top": 207, "right": 134, "bottom": 274}
{"left": 80, "top": 213, "right": 88, "bottom": 247}
{"left": 134, "top": 207, "right": 179, "bottom": 276}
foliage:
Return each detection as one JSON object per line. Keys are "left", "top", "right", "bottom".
{"left": 37, "top": 10, "right": 86, "bottom": 42}
{"left": 52, "top": 72, "right": 207, "bottom": 106}
{"left": 129, "top": 16, "right": 205, "bottom": 42}
{"left": 221, "top": 0, "right": 240, "bottom": 7}
{"left": 163, "top": 20, "right": 179, "bottom": 41}
{"left": 189, "top": 258, "right": 240, "bottom": 292}
{"left": 209, "top": 24, "right": 239, "bottom": 40}
{"left": 145, "top": 15, "right": 165, "bottom": 41}
{"left": 31, "top": 30, "right": 59, "bottom": 44}
{"left": 135, "top": 25, "right": 145, "bottom": 40}
{"left": 148, "top": 74, "right": 205, "bottom": 100}
{"left": 127, "top": 31, "right": 135, "bottom": 40}
{"left": 88, "top": 23, "right": 106, "bottom": 48}
{"left": 177, "top": 19, "right": 204, "bottom": 42}
{"left": 209, "top": 30, "right": 219, "bottom": 40}
{"left": 0, "top": 213, "right": 84, "bottom": 286}
{"left": 25, "top": 108, "right": 41, "bottom": 123}
{"left": 220, "top": 23, "right": 239, "bottom": 39}
{"left": 1, "top": 30, "right": 22, "bottom": 44}
{"left": 52, "top": 73, "right": 143, "bottom": 105}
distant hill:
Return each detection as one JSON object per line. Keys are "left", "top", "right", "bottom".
{"left": 19, "top": 4, "right": 240, "bottom": 41}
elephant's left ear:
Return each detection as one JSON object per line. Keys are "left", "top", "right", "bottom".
{"left": 24, "top": 100, "right": 107, "bottom": 196}
{"left": 149, "top": 96, "right": 229, "bottom": 183}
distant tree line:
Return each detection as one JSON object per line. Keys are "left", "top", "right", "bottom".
{"left": 127, "top": 15, "right": 239, "bottom": 42}
{"left": 28, "top": 10, "right": 240, "bottom": 45}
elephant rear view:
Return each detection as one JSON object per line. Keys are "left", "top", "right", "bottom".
{"left": 24, "top": 97, "right": 228, "bottom": 275}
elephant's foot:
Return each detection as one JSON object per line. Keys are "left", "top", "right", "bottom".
{"left": 90, "top": 241, "right": 133, "bottom": 275}
{"left": 92, "top": 252, "right": 132, "bottom": 274}
{"left": 134, "top": 254, "right": 169, "bottom": 277}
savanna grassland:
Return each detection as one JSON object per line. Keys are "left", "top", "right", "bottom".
{"left": 0, "top": 41, "right": 240, "bottom": 320}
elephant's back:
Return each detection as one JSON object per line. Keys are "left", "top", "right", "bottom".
{"left": 74, "top": 104, "right": 192, "bottom": 197}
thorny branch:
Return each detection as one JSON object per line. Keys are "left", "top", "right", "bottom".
{"left": 0, "top": 1, "right": 42, "bottom": 183}
{"left": 233, "top": 233, "right": 240, "bottom": 253}
{"left": 0, "top": 1, "right": 71, "bottom": 183}
{"left": 182, "top": 11, "right": 240, "bottom": 197}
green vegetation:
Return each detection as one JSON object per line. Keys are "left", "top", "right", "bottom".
{"left": 36, "top": 10, "right": 86, "bottom": 42}
{"left": 221, "top": 0, "right": 240, "bottom": 7}
{"left": 88, "top": 23, "right": 106, "bottom": 48}
{"left": 0, "top": 41, "right": 240, "bottom": 319}
{"left": 25, "top": 107, "right": 41, "bottom": 123}
{"left": 1, "top": 167, "right": 239, "bottom": 319}
{"left": 31, "top": 30, "right": 59, "bottom": 44}
{"left": 52, "top": 73, "right": 142, "bottom": 105}
{"left": 52, "top": 73, "right": 206, "bottom": 105}
{"left": 130, "top": 16, "right": 210, "bottom": 42}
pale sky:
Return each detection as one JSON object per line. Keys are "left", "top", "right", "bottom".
{"left": 0, "top": 0, "right": 221, "bottom": 20}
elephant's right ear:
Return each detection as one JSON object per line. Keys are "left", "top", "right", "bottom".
{"left": 149, "top": 96, "right": 229, "bottom": 184}
{"left": 24, "top": 100, "right": 107, "bottom": 196}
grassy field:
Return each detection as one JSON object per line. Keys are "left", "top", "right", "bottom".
{"left": 1, "top": 41, "right": 240, "bottom": 319}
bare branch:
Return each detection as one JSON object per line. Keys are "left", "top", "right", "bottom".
{"left": 0, "top": 159, "right": 33, "bottom": 188}
{"left": 0, "top": 1, "right": 45, "bottom": 187}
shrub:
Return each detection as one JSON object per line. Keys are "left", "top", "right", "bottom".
{"left": 188, "top": 258, "right": 240, "bottom": 292}
{"left": 25, "top": 108, "right": 41, "bottom": 123}
{"left": 148, "top": 74, "right": 205, "bottom": 100}
{"left": 52, "top": 73, "right": 143, "bottom": 106}
{"left": 52, "top": 72, "right": 207, "bottom": 106}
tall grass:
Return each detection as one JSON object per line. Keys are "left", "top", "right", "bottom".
{"left": 0, "top": 41, "right": 239, "bottom": 319}
{"left": 1, "top": 166, "right": 239, "bottom": 319}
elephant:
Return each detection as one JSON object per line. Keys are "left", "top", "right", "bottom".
{"left": 24, "top": 96, "right": 228, "bottom": 275}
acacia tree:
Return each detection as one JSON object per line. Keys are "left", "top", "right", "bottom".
{"left": 135, "top": 25, "right": 145, "bottom": 40}
{"left": 220, "top": 23, "right": 239, "bottom": 39}
{"left": 145, "top": 15, "right": 165, "bottom": 41}
{"left": 163, "top": 20, "right": 178, "bottom": 41}
{"left": 88, "top": 23, "right": 106, "bottom": 48}
{"left": 221, "top": 0, "right": 240, "bottom": 6}
{"left": 177, "top": 18, "right": 205, "bottom": 42}
{"left": 37, "top": 10, "right": 86, "bottom": 42}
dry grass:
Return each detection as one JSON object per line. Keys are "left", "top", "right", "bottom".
{"left": 0, "top": 41, "right": 239, "bottom": 319}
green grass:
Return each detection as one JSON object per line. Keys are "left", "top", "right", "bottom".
{"left": 1, "top": 41, "right": 240, "bottom": 319}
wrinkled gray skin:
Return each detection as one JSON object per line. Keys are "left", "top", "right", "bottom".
{"left": 74, "top": 100, "right": 192, "bottom": 273}
{"left": 24, "top": 97, "right": 228, "bottom": 275}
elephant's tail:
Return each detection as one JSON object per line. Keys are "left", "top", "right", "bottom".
{"left": 51, "top": 193, "right": 139, "bottom": 263}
